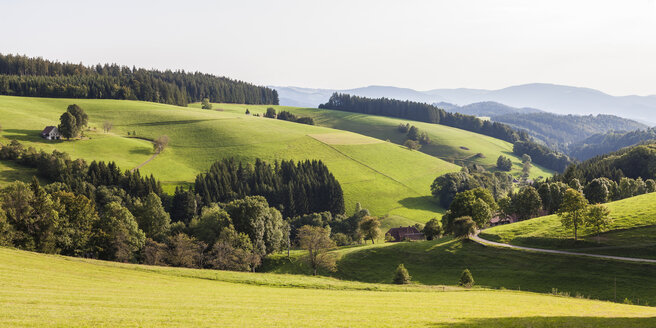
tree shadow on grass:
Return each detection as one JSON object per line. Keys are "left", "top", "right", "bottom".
{"left": 124, "top": 119, "right": 221, "bottom": 127}
{"left": 428, "top": 316, "right": 656, "bottom": 328}
{"left": 3, "top": 129, "right": 55, "bottom": 143}
{"left": 398, "top": 196, "right": 445, "bottom": 213}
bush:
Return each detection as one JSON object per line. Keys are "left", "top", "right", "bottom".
{"left": 459, "top": 268, "right": 475, "bottom": 288}
{"left": 404, "top": 139, "right": 421, "bottom": 151}
{"left": 452, "top": 216, "right": 476, "bottom": 239}
{"left": 496, "top": 155, "right": 512, "bottom": 171}
{"left": 331, "top": 232, "right": 351, "bottom": 246}
{"left": 393, "top": 263, "right": 411, "bottom": 284}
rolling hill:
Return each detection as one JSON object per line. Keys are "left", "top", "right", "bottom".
{"left": 0, "top": 95, "right": 460, "bottom": 224}
{"left": 2, "top": 247, "right": 656, "bottom": 327}
{"left": 480, "top": 192, "right": 656, "bottom": 259}
{"left": 206, "top": 103, "right": 554, "bottom": 181}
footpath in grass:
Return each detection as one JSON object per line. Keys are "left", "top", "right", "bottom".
{"left": 2, "top": 247, "right": 656, "bottom": 327}
{"left": 480, "top": 192, "right": 656, "bottom": 258}
{"left": 264, "top": 237, "right": 656, "bottom": 306}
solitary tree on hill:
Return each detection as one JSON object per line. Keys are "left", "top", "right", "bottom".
{"left": 459, "top": 269, "right": 475, "bottom": 288}
{"left": 558, "top": 188, "right": 589, "bottom": 240}
{"left": 153, "top": 135, "right": 170, "bottom": 153}
{"left": 67, "top": 104, "right": 88, "bottom": 132}
{"left": 586, "top": 204, "right": 612, "bottom": 242}
{"left": 297, "top": 225, "right": 336, "bottom": 276}
{"left": 358, "top": 216, "right": 382, "bottom": 244}
{"left": 58, "top": 112, "right": 78, "bottom": 140}
{"left": 393, "top": 263, "right": 411, "bottom": 284}
{"left": 201, "top": 98, "right": 212, "bottom": 110}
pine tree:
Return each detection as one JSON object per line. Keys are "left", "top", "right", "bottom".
{"left": 459, "top": 269, "right": 475, "bottom": 288}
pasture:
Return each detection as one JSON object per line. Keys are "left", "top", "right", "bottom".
{"left": 480, "top": 192, "right": 656, "bottom": 258}
{"left": 2, "top": 247, "right": 656, "bottom": 327}
{"left": 0, "top": 96, "right": 459, "bottom": 222}
{"left": 206, "top": 103, "right": 554, "bottom": 181}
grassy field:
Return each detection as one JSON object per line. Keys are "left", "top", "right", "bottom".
{"left": 480, "top": 192, "right": 656, "bottom": 258}
{"left": 2, "top": 247, "right": 656, "bottom": 327}
{"left": 205, "top": 103, "right": 554, "bottom": 181}
{"left": 0, "top": 95, "right": 460, "bottom": 222}
{"left": 264, "top": 236, "right": 656, "bottom": 305}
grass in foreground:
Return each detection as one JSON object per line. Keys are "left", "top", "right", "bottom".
{"left": 0, "top": 96, "right": 460, "bottom": 222}
{"left": 480, "top": 192, "right": 656, "bottom": 258}
{"left": 2, "top": 247, "right": 656, "bottom": 327}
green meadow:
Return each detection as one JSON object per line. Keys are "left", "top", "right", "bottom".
{"left": 2, "top": 247, "right": 656, "bottom": 327}
{"left": 0, "top": 95, "right": 460, "bottom": 222}
{"left": 480, "top": 192, "right": 656, "bottom": 258}
{"left": 265, "top": 236, "right": 656, "bottom": 306}
{"left": 206, "top": 103, "right": 554, "bottom": 181}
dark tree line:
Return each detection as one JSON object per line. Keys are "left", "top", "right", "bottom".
{"left": 556, "top": 143, "right": 656, "bottom": 185}
{"left": 276, "top": 110, "right": 315, "bottom": 125}
{"left": 492, "top": 112, "right": 646, "bottom": 152}
{"left": 194, "top": 158, "right": 345, "bottom": 218}
{"left": 567, "top": 128, "right": 656, "bottom": 161}
{"left": 0, "top": 53, "right": 278, "bottom": 106}
{"left": 319, "top": 93, "right": 529, "bottom": 143}
{"left": 513, "top": 141, "right": 571, "bottom": 172}
{"left": 320, "top": 93, "right": 572, "bottom": 172}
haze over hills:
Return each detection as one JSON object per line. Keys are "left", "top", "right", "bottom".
{"left": 274, "top": 83, "right": 656, "bottom": 125}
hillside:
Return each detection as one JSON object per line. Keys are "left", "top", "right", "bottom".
{"left": 0, "top": 95, "right": 459, "bottom": 223}
{"left": 480, "top": 192, "right": 656, "bottom": 259}
{"left": 208, "top": 103, "right": 554, "bottom": 181}
{"left": 492, "top": 113, "right": 647, "bottom": 151}
{"left": 2, "top": 247, "right": 656, "bottom": 327}
{"left": 265, "top": 235, "right": 656, "bottom": 305}
{"left": 568, "top": 128, "right": 656, "bottom": 161}
{"left": 442, "top": 101, "right": 543, "bottom": 116}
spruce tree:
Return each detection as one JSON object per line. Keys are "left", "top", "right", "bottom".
{"left": 459, "top": 269, "right": 475, "bottom": 288}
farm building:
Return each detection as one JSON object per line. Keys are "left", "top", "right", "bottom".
{"left": 41, "top": 126, "right": 61, "bottom": 140}
{"left": 387, "top": 226, "right": 424, "bottom": 242}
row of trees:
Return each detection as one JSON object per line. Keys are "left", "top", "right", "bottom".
{"left": 320, "top": 93, "right": 529, "bottom": 143}
{"left": 194, "top": 158, "right": 345, "bottom": 218}
{"left": 0, "top": 140, "right": 363, "bottom": 272}
{"left": 0, "top": 53, "right": 278, "bottom": 106}
{"left": 513, "top": 141, "right": 571, "bottom": 172}
{"left": 557, "top": 144, "right": 656, "bottom": 185}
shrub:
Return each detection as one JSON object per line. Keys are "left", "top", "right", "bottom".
{"left": 459, "top": 269, "right": 475, "bottom": 288}
{"left": 393, "top": 263, "right": 411, "bottom": 284}
{"left": 404, "top": 139, "right": 421, "bottom": 151}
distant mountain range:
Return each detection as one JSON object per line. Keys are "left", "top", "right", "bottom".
{"left": 273, "top": 83, "right": 656, "bottom": 125}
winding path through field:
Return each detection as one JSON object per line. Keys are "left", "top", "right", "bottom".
{"left": 131, "top": 151, "right": 159, "bottom": 172}
{"left": 471, "top": 234, "right": 656, "bottom": 264}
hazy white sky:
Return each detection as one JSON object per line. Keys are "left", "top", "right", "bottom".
{"left": 2, "top": 0, "right": 656, "bottom": 95}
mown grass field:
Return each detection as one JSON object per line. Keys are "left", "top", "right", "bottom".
{"left": 265, "top": 236, "right": 656, "bottom": 306}
{"left": 205, "top": 103, "right": 554, "bottom": 181}
{"left": 480, "top": 192, "right": 656, "bottom": 258}
{"left": 2, "top": 247, "right": 656, "bottom": 327}
{"left": 0, "top": 95, "right": 460, "bottom": 222}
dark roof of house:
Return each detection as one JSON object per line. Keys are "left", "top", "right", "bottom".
{"left": 41, "top": 126, "right": 57, "bottom": 134}
{"left": 387, "top": 226, "right": 420, "bottom": 235}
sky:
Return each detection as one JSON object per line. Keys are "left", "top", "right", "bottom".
{"left": 2, "top": 0, "right": 656, "bottom": 95}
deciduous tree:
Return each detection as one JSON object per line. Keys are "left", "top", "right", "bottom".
{"left": 358, "top": 216, "right": 381, "bottom": 244}
{"left": 558, "top": 188, "right": 589, "bottom": 240}
{"left": 58, "top": 111, "right": 78, "bottom": 140}
{"left": 297, "top": 225, "right": 336, "bottom": 276}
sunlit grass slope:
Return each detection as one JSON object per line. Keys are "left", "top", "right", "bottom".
{"left": 480, "top": 192, "right": 656, "bottom": 258}
{"left": 0, "top": 96, "right": 459, "bottom": 221}
{"left": 2, "top": 247, "right": 656, "bottom": 327}
{"left": 207, "top": 103, "right": 554, "bottom": 181}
